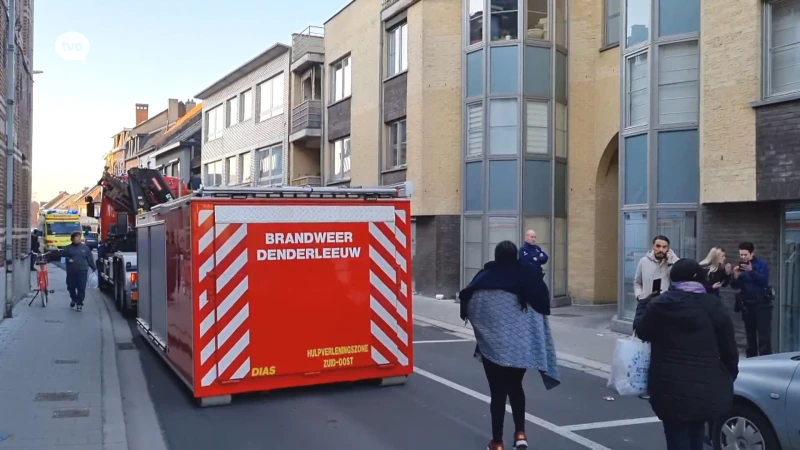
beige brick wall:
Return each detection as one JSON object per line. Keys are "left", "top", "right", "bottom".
{"left": 405, "top": 0, "right": 462, "bottom": 216}
{"left": 700, "top": 0, "right": 760, "bottom": 203}
{"left": 567, "top": 0, "right": 621, "bottom": 304}
{"left": 325, "top": 0, "right": 381, "bottom": 186}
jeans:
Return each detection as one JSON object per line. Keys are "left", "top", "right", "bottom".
{"left": 662, "top": 420, "right": 706, "bottom": 450}
{"left": 742, "top": 303, "right": 773, "bottom": 357}
{"left": 66, "top": 270, "right": 88, "bottom": 305}
{"left": 482, "top": 358, "right": 527, "bottom": 442}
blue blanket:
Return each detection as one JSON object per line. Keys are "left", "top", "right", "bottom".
{"left": 467, "top": 289, "right": 561, "bottom": 390}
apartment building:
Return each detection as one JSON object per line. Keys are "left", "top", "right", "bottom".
{"left": 195, "top": 44, "right": 290, "bottom": 188}
{"left": 123, "top": 103, "right": 171, "bottom": 171}
{"left": 323, "top": 0, "right": 463, "bottom": 297}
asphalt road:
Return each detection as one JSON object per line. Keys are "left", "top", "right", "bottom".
{"left": 127, "top": 320, "right": 676, "bottom": 450}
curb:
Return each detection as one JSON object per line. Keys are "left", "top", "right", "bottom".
{"left": 412, "top": 314, "right": 612, "bottom": 379}
{"left": 97, "top": 287, "right": 130, "bottom": 449}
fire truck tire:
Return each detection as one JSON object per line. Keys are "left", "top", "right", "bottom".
{"left": 197, "top": 395, "right": 232, "bottom": 407}
{"left": 378, "top": 375, "right": 408, "bottom": 387}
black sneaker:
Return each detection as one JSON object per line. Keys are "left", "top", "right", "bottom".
{"left": 70, "top": 302, "right": 75, "bottom": 308}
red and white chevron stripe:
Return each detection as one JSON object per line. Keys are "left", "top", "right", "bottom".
{"left": 367, "top": 205, "right": 411, "bottom": 367}
{"left": 195, "top": 207, "right": 252, "bottom": 388}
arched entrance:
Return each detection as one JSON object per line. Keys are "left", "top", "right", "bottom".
{"left": 593, "top": 133, "right": 619, "bottom": 304}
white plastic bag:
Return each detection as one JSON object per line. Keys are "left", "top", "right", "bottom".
{"left": 607, "top": 335, "right": 651, "bottom": 396}
{"left": 87, "top": 271, "right": 99, "bottom": 289}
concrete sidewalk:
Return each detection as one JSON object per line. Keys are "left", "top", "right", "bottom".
{"left": 413, "top": 295, "right": 627, "bottom": 378}
{"left": 0, "top": 265, "right": 127, "bottom": 449}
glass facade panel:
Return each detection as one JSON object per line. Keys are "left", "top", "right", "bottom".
{"left": 526, "top": 101, "right": 548, "bottom": 154}
{"left": 491, "top": 0, "right": 519, "bottom": 41}
{"left": 655, "top": 210, "right": 697, "bottom": 260}
{"left": 465, "top": 161, "right": 483, "bottom": 211}
{"left": 770, "top": 0, "right": 800, "bottom": 97}
{"left": 523, "top": 160, "right": 551, "bottom": 215}
{"left": 658, "top": 41, "right": 699, "bottom": 124}
{"left": 526, "top": 0, "right": 549, "bottom": 41}
{"left": 659, "top": 0, "right": 699, "bottom": 37}
{"left": 555, "top": 0, "right": 567, "bottom": 47}
{"left": 555, "top": 162, "right": 567, "bottom": 217}
{"left": 489, "top": 160, "right": 518, "bottom": 211}
{"left": 490, "top": 46, "right": 520, "bottom": 94}
{"left": 556, "top": 51, "right": 567, "bottom": 103}
{"left": 467, "top": 103, "right": 484, "bottom": 157}
{"left": 489, "top": 99, "right": 520, "bottom": 155}
{"left": 468, "top": 0, "right": 484, "bottom": 45}
{"left": 524, "top": 216, "right": 551, "bottom": 289}
{"left": 555, "top": 103, "right": 567, "bottom": 158}
{"left": 606, "top": 0, "right": 621, "bottom": 46}
{"left": 657, "top": 130, "right": 699, "bottom": 203}
{"left": 624, "top": 134, "right": 647, "bottom": 205}
{"left": 782, "top": 206, "right": 800, "bottom": 352}
{"left": 524, "top": 46, "right": 551, "bottom": 96}
{"left": 626, "top": 0, "right": 650, "bottom": 47}
{"left": 488, "top": 217, "right": 519, "bottom": 263}
{"left": 627, "top": 53, "right": 649, "bottom": 127}
{"left": 467, "top": 50, "right": 484, "bottom": 98}
{"left": 622, "top": 211, "right": 648, "bottom": 320}
{"left": 554, "top": 217, "right": 567, "bottom": 296}
{"left": 464, "top": 216, "right": 484, "bottom": 284}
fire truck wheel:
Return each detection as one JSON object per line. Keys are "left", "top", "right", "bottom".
{"left": 197, "top": 395, "right": 232, "bottom": 408}
{"left": 378, "top": 375, "right": 408, "bottom": 387}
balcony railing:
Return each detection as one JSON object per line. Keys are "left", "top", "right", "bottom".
{"left": 291, "top": 175, "right": 322, "bottom": 187}
{"left": 382, "top": 0, "right": 401, "bottom": 8}
{"left": 292, "top": 26, "right": 324, "bottom": 63}
{"left": 291, "top": 100, "right": 322, "bottom": 135}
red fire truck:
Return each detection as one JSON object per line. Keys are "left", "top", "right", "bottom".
{"left": 135, "top": 185, "right": 414, "bottom": 406}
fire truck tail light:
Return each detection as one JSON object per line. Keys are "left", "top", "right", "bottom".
{"left": 130, "top": 272, "right": 138, "bottom": 283}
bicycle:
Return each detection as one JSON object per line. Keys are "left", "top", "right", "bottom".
{"left": 29, "top": 251, "right": 54, "bottom": 307}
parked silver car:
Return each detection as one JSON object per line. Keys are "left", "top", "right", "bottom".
{"left": 710, "top": 352, "right": 800, "bottom": 450}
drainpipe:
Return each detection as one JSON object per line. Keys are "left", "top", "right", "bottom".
{"left": 4, "top": 0, "right": 17, "bottom": 318}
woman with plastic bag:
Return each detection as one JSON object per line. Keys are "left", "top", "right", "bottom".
{"left": 633, "top": 258, "right": 739, "bottom": 450}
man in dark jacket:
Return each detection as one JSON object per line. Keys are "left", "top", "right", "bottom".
{"left": 62, "top": 231, "right": 96, "bottom": 312}
{"left": 731, "top": 241, "right": 772, "bottom": 357}
{"left": 634, "top": 259, "right": 738, "bottom": 450}
{"left": 519, "top": 229, "right": 548, "bottom": 274}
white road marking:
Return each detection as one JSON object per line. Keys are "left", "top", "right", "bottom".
{"left": 413, "top": 339, "right": 472, "bottom": 344}
{"left": 413, "top": 367, "right": 613, "bottom": 450}
{"left": 562, "top": 417, "right": 662, "bottom": 431}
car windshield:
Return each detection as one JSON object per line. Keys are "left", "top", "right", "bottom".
{"left": 46, "top": 221, "right": 82, "bottom": 235}
{"left": 86, "top": 233, "right": 97, "bottom": 239}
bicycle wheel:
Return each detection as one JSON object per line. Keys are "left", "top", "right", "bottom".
{"left": 41, "top": 287, "right": 47, "bottom": 307}
{"left": 41, "top": 271, "right": 49, "bottom": 307}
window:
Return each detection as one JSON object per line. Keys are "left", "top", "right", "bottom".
{"left": 489, "top": 160, "right": 518, "bottom": 211}
{"left": 523, "top": 160, "right": 551, "bottom": 214}
{"left": 241, "top": 89, "right": 253, "bottom": 121}
{"left": 258, "top": 73, "right": 285, "bottom": 121}
{"left": 463, "top": 217, "right": 483, "bottom": 283}
{"left": 526, "top": 0, "right": 548, "bottom": 41}
{"left": 206, "top": 105, "right": 223, "bottom": 141}
{"left": 658, "top": 41, "right": 699, "bottom": 125}
{"left": 226, "top": 156, "right": 239, "bottom": 185}
{"left": 488, "top": 217, "right": 519, "bottom": 263}
{"left": 656, "top": 210, "right": 697, "bottom": 260}
{"left": 657, "top": 130, "right": 699, "bottom": 203}
{"left": 554, "top": 217, "right": 567, "bottom": 296}
{"left": 467, "top": 103, "right": 484, "bottom": 157}
{"left": 387, "top": 23, "right": 408, "bottom": 77}
{"left": 204, "top": 160, "right": 223, "bottom": 187}
{"left": 605, "top": 0, "right": 620, "bottom": 46}
{"left": 659, "top": 0, "right": 699, "bottom": 37}
{"left": 240, "top": 152, "right": 252, "bottom": 184}
{"left": 387, "top": 119, "right": 407, "bottom": 168}
{"left": 622, "top": 211, "right": 648, "bottom": 319}
{"left": 490, "top": 45, "right": 519, "bottom": 94}
{"left": 226, "top": 96, "right": 239, "bottom": 127}
{"left": 767, "top": 0, "right": 800, "bottom": 97}
{"left": 256, "top": 145, "right": 283, "bottom": 185}
{"left": 332, "top": 56, "right": 352, "bottom": 102}
{"left": 468, "top": 0, "right": 484, "bottom": 45}
{"left": 555, "top": 102, "right": 567, "bottom": 158}
{"left": 555, "top": 162, "right": 567, "bottom": 216}
{"left": 489, "top": 99, "right": 519, "bottom": 155}
{"left": 625, "top": 0, "right": 650, "bottom": 47}
{"left": 524, "top": 46, "right": 551, "bottom": 96}
{"left": 491, "top": 0, "right": 519, "bottom": 41}
{"left": 332, "top": 137, "right": 351, "bottom": 181}
{"left": 624, "top": 134, "right": 647, "bottom": 205}
{"left": 526, "top": 101, "right": 548, "bottom": 154}
{"left": 466, "top": 50, "right": 484, "bottom": 98}
{"left": 465, "top": 161, "right": 483, "bottom": 211}
{"left": 555, "top": 0, "right": 567, "bottom": 47}
{"left": 626, "top": 52, "right": 649, "bottom": 127}
{"left": 523, "top": 216, "right": 550, "bottom": 288}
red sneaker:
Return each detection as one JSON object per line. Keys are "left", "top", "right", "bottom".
{"left": 513, "top": 431, "right": 528, "bottom": 449}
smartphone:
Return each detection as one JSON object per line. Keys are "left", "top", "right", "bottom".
{"left": 651, "top": 278, "right": 662, "bottom": 293}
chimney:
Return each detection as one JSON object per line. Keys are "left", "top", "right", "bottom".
{"left": 167, "top": 98, "right": 180, "bottom": 124}
{"left": 185, "top": 99, "right": 197, "bottom": 112}
{"left": 135, "top": 103, "right": 149, "bottom": 126}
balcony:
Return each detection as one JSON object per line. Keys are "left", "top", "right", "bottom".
{"left": 291, "top": 26, "right": 324, "bottom": 73}
{"left": 290, "top": 175, "right": 322, "bottom": 187}
{"left": 290, "top": 100, "right": 322, "bottom": 143}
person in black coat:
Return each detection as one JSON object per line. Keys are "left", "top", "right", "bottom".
{"left": 699, "top": 247, "right": 732, "bottom": 296}
{"left": 633, "top": 258, "right": 739, "bottom": 450}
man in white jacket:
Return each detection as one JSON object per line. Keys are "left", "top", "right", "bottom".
{"left": 634, "top": 235, "right": 679, "bottom": 300}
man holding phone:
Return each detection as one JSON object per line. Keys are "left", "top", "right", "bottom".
{"left": 634, "top": 235, "right": 679, "bottom": 301}
{"left": 731, "top": 242, "right": 772, "bottom": 357}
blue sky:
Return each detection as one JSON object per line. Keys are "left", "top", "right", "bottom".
{"left": 32, "top": 0, "right": 346, "bottom": 201}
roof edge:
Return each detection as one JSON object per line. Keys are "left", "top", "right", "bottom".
{"left": 194, "top": 43, "right": 291, "bottom": 99}
{"left": 325, "top": 0, "right": 357, "bottom": 25}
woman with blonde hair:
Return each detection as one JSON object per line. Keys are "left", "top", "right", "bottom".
{"left": 699, "top": 247, "right": 732, "bottom": 296}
